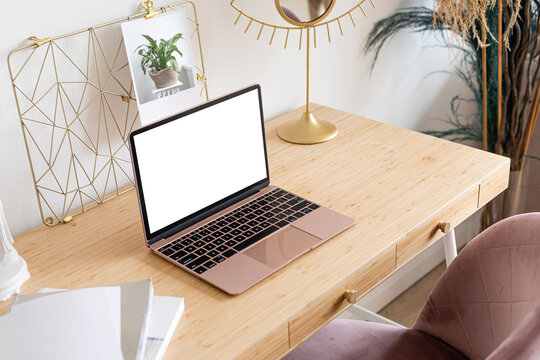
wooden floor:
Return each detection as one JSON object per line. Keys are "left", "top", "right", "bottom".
{"left": 378, "top": 262, "right": 446, "bottom": 327}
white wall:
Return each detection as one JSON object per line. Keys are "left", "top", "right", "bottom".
{"left": 0, "top": 0, "right": 472, "bottom": 236}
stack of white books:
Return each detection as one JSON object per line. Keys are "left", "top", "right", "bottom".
{"left": 0, "top": 279, "right": 184, "bottom": 360}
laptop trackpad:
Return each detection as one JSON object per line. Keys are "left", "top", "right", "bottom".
{"left": 244, "top": 227, "right": 321, "bottom": 269}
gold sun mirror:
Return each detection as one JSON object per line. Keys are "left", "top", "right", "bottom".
{"left": 231, "top": 0, "right": 375, "bottom": 144}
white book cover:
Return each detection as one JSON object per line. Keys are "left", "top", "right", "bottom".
{"left": 10, "top": 279, "right": 153, "bottom": 360}
{"left": 0, "top": 287, "right": 123, "bottom": 360}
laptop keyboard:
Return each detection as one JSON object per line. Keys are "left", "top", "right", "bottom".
{"left": 156, "top": 188, "right": 320, "bottom": 275}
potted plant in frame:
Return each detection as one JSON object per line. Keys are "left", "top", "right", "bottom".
{"left": 135, "top": 33, "right": 184, "bottom": 89}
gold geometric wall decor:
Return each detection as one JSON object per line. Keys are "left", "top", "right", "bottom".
{"left": 7, "top": 1, "right": 209, "bottom": 227}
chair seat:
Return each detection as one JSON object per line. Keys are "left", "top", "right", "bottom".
{"left": 284, "top": 319, "right": 467, "bottom": 360}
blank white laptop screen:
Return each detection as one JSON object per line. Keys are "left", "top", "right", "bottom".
{"left": 132, "top": 89, "right": 267, "bottom": 234}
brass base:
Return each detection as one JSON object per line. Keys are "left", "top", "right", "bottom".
{"left": 277, "top": 112, "right": 338, "bottom": 144}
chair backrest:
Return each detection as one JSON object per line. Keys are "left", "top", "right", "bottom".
{"left": 413, "top": 213, "right": 540, "bottom": 360}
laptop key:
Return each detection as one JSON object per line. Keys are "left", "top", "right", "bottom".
{"left": 292, "top": 200, "right": 310, "bottom": 211}
{"left": 191, "top": 234, "right": 201, "bottom": 240}
{"left": 294, "top": 212, "right": 305, "bottom": 218}
{"left": 247, "top": 221, "right": 258, "bottom": 227}
{"left": 170, "top": 250, "right": 187, "bottom": 260}
{"left": 185, "top": 245, "right": 196, "bottom": 252}
{"left": 217, "top": 221, "right": 227, "bottom": 227}
{"left": 221, "top": 226, "right": 232, "bottom": 233}
{"left": 286, "top": 216, "right": 297, "bottom": 222}
{"left": 268, "top": 217, "right": 278, "bottom": 224}
{"left": 238, "top": 218, "right": 248, "bottom": 224}
{"left": 162, "top": 248, "right": 175, "bottom": 256}
{"left": 172, "top": 244, "right": 183, "bottom": 251}
{"left": 222, "top": 234, "right": 232, "bottom": 241}
{"left": 204, "top": 244, "right": 216, "bottom": 251}
{"left": 276, "top": 220, "right": 288, "bottom": 228}
{"left": 233, "top": 225, "right": 280, "bottom": 251}
{"left": 254, "top": 209, "right": 264, "bottom": 215}
{"left": 284, "top": 193, "right": 294, "bottom": 199}
{"left": 251, "top": 226, "right": 262, "bottom": 233}
{"left": 302, "top": 208, "right": 312, "bottom": 214}
{"left": 229, "top": 222, "right": 240, "bottom": 228}
{"left": 256, "top": 216, "right": 266, "bottom": 222}
{"left": 226, "top": 217, "right": 236, "bottom": 223}
{"left": 217, "top": 245, "right": 228, "bottom": 252}
{"left": 244, "top": 230, "right": 254, "bottom": 237}
{"left": 222, "top": 249, "right": 237, "bottom": 258}
{"left": 204, "top": 261, "right": 217, "bottom": 269}
{"left": 202, "top": 236, "right": 214, "bottom": 243}
{"left": 186, "top": 255, "right": 209, "bottom": 269}
{"left": 194, "top": 240, "right": 205, "bottom": 248}
{"left": 235, "top": 235, "right": 246, "bottom": 242}
{"left": 225, "top": 240, "right": 237, "bottom": 247}
{"left": 214, "top": 255, "right": 226, "bottom": 263}
{"left": 277, "top": 197, "right": 287, "bottom": 203}
{"left": 194, "top": 266, "right": 207, "bottom": 274}
{"left": 208, "top": 250, "right": 219, "bottom": 258}
{"left": 209, "top": 225, "right": 219, "bottom": 231}
{"left": 182, "top": 239, "right": 193, "bottom": 246}
{"left": 260, "top": 222, "right": 270, "bottom": 228}
{"left": 214, "top": 239, "right": 225, "bottom": 245}
{"left": 213, "top": 231, "right": 223, "bottom": 238}
{"left": 308, "top": 203, "right": 320, "bottom": 210}
{"left": 276, "top": 213, "right": 286, "bottom": 219}
{"left": 246, "top": 214, "right": 256, "bottom": 220}
{"left": 195, "top": 248, "right": 206, "bottom": 256}
{"left": 286, "top": 198, "right": 300, "bottom": 206}
{"left": 231, "top": 229, "right": 241, "bottom": 236}
{"left": 275, "top": 190, "right": 286, "bottom": 197}
{"left": 284, "top": 209, "right": 294, "bottom": 215}
{"left": 179, "top": 253, "right": 198, "bottom": 266}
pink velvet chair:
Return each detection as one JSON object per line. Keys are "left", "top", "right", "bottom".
{"left": 284, "top": 213, "right": 540, "bottom": 360}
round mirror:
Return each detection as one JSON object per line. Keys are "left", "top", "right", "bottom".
{"left": 275, "top": 0, "right": 336, "bottom": 26}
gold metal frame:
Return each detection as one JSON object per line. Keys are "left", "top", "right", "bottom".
{"left": 7, "top": 1, "right": 209, "bottom": 227}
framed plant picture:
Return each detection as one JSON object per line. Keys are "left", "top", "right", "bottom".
{"left": 122, "top": 10, "right": 203, "bottom": 125}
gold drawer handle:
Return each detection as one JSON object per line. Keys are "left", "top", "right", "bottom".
{"left": 437, "top": 222, "right": 451, "bottom": 233}
{"left": 344, "top": 289, "right": 359, "bottom": 304}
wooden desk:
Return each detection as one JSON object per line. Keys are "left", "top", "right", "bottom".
{"left": 2, "top": 105, "right": 509, "bottom": 359}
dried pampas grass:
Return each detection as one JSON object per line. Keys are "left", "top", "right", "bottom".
{"left": 433, "top": 0, "right": 521, "bottom": 48}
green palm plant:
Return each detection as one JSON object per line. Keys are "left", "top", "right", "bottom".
{"left": 135, "top": 33, "right": 184, "bottom": 74}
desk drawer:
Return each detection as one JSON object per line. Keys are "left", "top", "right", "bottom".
{"left": 288, "top": 247, "right": 395, "bottom": 349}
{"left": 396, "top": 186, "right": 478, "bottom": 267}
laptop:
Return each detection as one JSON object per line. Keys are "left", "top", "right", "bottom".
{"left": 129, "top": 85, "right": 355, "bottom": 294}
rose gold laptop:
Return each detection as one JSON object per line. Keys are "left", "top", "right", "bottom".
{"left": 129, "top": 85, "right": 354, "bottom": 294}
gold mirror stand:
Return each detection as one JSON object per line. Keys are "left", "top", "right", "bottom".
{"left": 275, "top": 0, "right": 337, "bottom": 144}
{"left": 277, "top": 26, "right": 337, "bottom": 144}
